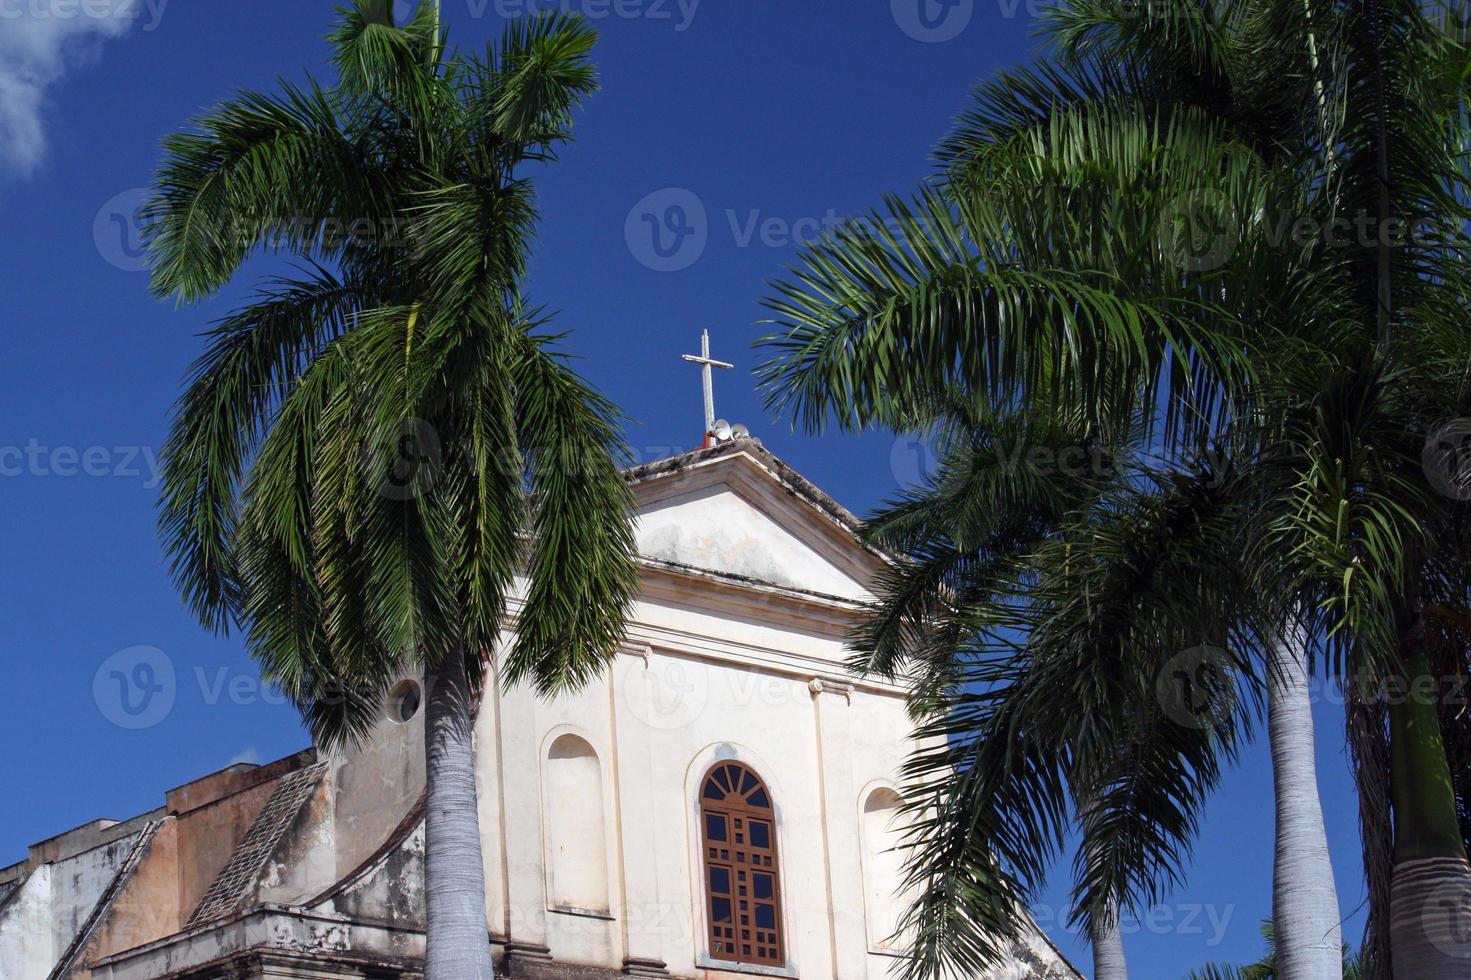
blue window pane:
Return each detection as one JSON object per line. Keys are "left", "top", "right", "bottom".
{"left": 753, "top": 873, "right": 774, "bottom": 900}
{"left": 712, "top": 897, "right": 733, "bottom": 923}
{"left": 706, "top": 813, "right": 728, "bottom": 842}
{"left": 755, "top": 904, "right": 776, "bottom": 929}
{"left": 747, "top": 788, "right": 770, "bottom": 809}
{"left": 748, "top": 820, "right": 770, "bottom": 849}
{"left": 703, "top": 780, "right": 724, "bottom": 801}
{"left": 709, "top": 866, "right": 731, "bottom": 894}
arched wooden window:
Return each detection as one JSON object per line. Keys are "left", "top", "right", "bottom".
{"left": 699, "top": 762, "right": 784, "bottom": 967}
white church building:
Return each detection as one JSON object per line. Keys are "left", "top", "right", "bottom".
{"left": 0, "top": 437, "right": 1078, "bottom": 980}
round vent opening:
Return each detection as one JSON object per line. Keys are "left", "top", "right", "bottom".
{"left": 388, "top": 679, "right": 422, "bottom": 724}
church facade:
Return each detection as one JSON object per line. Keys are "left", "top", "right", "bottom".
{"left": 0, "top": 440, "right": 1078, "bottom": 980}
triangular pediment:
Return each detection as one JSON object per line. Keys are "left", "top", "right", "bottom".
{"left": 628, "top": 441, "right": 883, "bottom": 602}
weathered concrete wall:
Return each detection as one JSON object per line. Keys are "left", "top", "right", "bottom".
{"left": 0, "top": 864, "right": 54, "bottom": 978}
{"left": 171, "top": 770, "right": 284, "bottom": 919}
{"left": 254, "top": 778, "right": 336, "bottom": 908}
{"left": 0, "top": 823, "right": 155, "bottom": 980}
{"left": 319, "top": 822, "right": 425, "bottom": 929}
{"left": 52, "top": 831, "right": 146, "bottom": 961}
{"left": 81, "top": 818, "right": 182, "bottom": 972}
{"left": 87, "top": 906, "right": 424, "bottom": 980}
{"left": 328, "top": 682, "right": 425, "bottom": 883}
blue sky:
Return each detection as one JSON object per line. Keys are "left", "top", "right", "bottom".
{"left": 0, "top": 1, "right": 1368, "bottom": 974}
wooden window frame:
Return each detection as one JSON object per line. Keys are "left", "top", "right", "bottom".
{"left": 698, "top": 762, "right": 785, "bottom": 968}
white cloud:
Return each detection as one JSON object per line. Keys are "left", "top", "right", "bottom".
{"left": 226, "top": 746, "right": 262, "bottom": 767}
{"left": 0, "top": 0, "right": 159, "bottom": 176}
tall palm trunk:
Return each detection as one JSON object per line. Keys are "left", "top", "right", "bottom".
{"left": 1267, "top": 622, "right": 1343, "bottom": 979}
{"left": 1079, "top": 792, "right": 1129, "bottom": 980}
{"left": 424, "top": 646, "right": 495, "bottom": 980}
{"left": 1388, "top": 636, "right": 1471, "bottom": 977}
{"left": 1091, "top": 901, "right": 1129, "bottom": 980}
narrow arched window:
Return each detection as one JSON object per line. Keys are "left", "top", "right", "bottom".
{"left": 862, "top": 787, "right": 912, "bottom": 951}
{"left": 699, "top": 762, "right": 785, "bottom": 967}
{"left": 545, "top": 734, "right": 610, "bottom": 913}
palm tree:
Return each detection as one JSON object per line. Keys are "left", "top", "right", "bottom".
{"left": 757, "top": 1, "right": 1471, "bottom": 974}
{"left": 842, "top": 400, "right": 1256, "bottom": 978}
{"left": 1187, "top": 920, "right": 1365, "bottom": 980}
{"left": 1266, "top": 621, "right": 1345, "bottom": 977}
{"left": 143, "top": 5, "right": 636, "bottom": 978}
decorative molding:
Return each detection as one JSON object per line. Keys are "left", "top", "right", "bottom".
{"left": 621, "top": 623, "right": 909, "bottom": 701}
{"left": 618, "top": 640, "right": 654, "bottom": 666}
{"left": 809, "top": 676, "right": 855, "bottom": 704}
{"left": 621, "top": 956, "right": 672, "bottom": 977}
{"left": 505, "top": 941, "right": 555, "bottom": 960}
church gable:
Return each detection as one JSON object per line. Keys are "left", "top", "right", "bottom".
{"left": 629, "top": 440, "right": 883, "bottom": 603}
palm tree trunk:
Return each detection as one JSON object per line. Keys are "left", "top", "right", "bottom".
{"left": 1268, "top": 621, "right": 1343, "bottom": 979}
{"left": 1091, "top": 901, "right": 1129, "bottom": 980}
{"left": 424, "top": 646, "right": 496, "bottom": 980}
{"left": 1388, "top": 638, "right": 1471, "bottom": 977}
